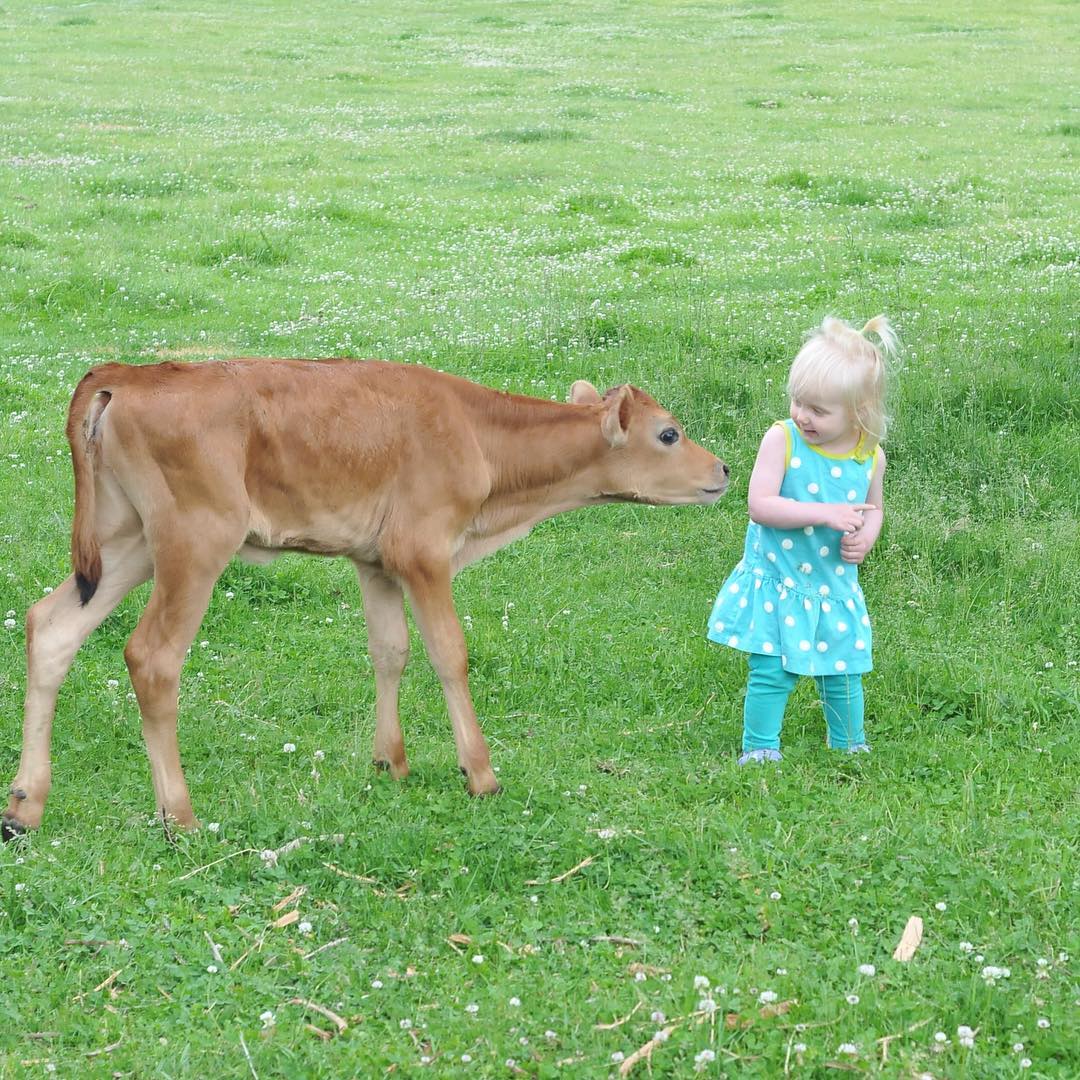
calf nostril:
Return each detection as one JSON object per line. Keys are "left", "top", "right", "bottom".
{"left": 722, "top": 463, "right": 730, "bottom": 477}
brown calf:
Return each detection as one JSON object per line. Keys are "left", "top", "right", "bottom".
{"left": 3, "top": 359, "right": 727, "bottom": 837}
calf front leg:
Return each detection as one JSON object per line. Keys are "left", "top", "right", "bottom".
{"left": 399, "top": 559, "right": 500, "bottom": 797}
{"left": 354, "top": 562, "right": 409, "bottom": 780}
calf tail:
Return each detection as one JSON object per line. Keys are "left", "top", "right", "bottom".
{"left": 66, "top": 372, "right": 112, "bottom": 605}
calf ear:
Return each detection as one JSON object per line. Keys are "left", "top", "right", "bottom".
{"left": 600, "top": 385, "right": 632, "bottom": 448}
{"left": 569, "top": 380, "right": 601, "bottom": 405}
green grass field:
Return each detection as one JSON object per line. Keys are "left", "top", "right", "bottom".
{"left": 1, "top": 1, "right": 1077, "bottom": 1075}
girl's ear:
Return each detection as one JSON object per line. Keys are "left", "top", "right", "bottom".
{"left": 569, "top": 379, "right": 601, "bottom": 405}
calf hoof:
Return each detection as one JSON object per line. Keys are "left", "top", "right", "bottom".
{"left": 373, "top": 758, "right": 409, "bottom": 780}
{"left": 464, "top": 771, "right": 502, "bottom": 798}
{"left": 1, "top": 814, "right": 28, "bottom": 842}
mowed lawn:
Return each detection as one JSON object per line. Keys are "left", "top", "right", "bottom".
{"left": 0, "top": 1, "right": 1077, "bottom": 1076}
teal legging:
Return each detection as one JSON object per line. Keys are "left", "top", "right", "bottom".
{"left": 742, "top": 652, "right": 866, "bottom": 751}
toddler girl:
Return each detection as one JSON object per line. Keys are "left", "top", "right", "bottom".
{"left": 707, "top": 316, "right": 896, "bottom": 763}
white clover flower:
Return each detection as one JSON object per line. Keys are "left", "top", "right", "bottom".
{"left": 857, "top": 964, "right": 876, "bottom": 977}
{"left": 3, "top": 618, "right": 16, "bottom": 630}
{"left": 846, "top": 994, "right": 859, "bottom": 1005}
{"left": 775, "top": 967, "right": 787, "bottom": 975}
{"left": 282, "top": 742, "right": 296, "bottom": 753}
{"left": 1037, "top": 958, "right": 1049, "bottom": 967}
{"left": 298, "top": 921, "right": 313, "bottom": 935}
{"left": 371, "top": 979, "right": 383, "bottom": 989}
{"left": 1037, "top": 1017, "right": 1050, "bottom": 1029}
{"left": 935, "top": 901, "right": 947, "bottom": 912}
{"left": 650, "top": 1010, "right": 666, "bottom": 1024}
{"left": 694, "top": 975, "right": 710, "bottom": 990}
{"left": 634, "top": 971, "right": 646, "bottom": 982}
{"left": 653, "top": 1029, "right": 668, "bottom": 1043}
{"left": 259, "top": 849, "right": 278, "bottom": 867}
{"left": 460, "top": 1054, "right": 471, "bottom": 1063}
{"left": 314, "top": 749, "right": 325, "bottom": 761}
{"left": 1020, "top": 1059, "right": 1032, "bottom": 1069}
{"left": 934, "top": 1032, "right": 948, "bottom": 1043}
{"left": 758, "top": 990, "right": 778, "bottom": 1004}
{"left": 472, "top": 954, "right": 484, "bottom": 965}
{"left": 597, "top": 828, "right": 617, "bottom": 840}
{"left": 794, "top": 1042, "right": 806, "bottom": 1053}
{"left": 837, "top": 1043, "right": 858, "bottom": 1056}
{"left": 544, "top": 1030, "right": 557, "bottom": 1040}
{"left": 206, "top": 822, "right": 220, "bottom": 833}
{"left": 509, "top": 996, "right": 521, "bottom": 1007}
{"left": 611, "top": 1052, "right": 625, "bottom": 1063}
{"left": 465, "top": 1003, "right": 479, "bottom": 1014}
{"left": 399, "top": 1018, "right": 412, "bottom": 1030}
{"left": 770, "top": 891, "right": 782, "bottom": 900}
{"left": 959, "top": 941, "right": 975, "bottom": 952}
{"left": 697, "top": 997, "right": 717, "bottom": 1014}
{"left": 959, "top": 1036, "right": 974, "bottom": 1048}
{"left": 260, "top": 1010, "right": 275, "bottom": 1027}
{"left": 14, "top": 883, "right": 25, "bottom": 893}
{"left": 957, "top": 1025, "right": 974, "bottom": 1039}
{"left": 207, "top": 965, "right": 218, "bottom": 974}
{"left": 1013, "top": 1042, "right": 1025, "bottom": 1053}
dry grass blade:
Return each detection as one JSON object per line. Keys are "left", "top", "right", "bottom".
{"left": 525, "top": 855, "right": 594, "bottom": 886}
{"left": 289, "top": 997, "right": 348, "bottom": 1033}
{"left": 272, "top": 885, "right": 308, "bottom": 912}
{"left": 892, "top": 915, "right": 924, "bottom": 962}
{"left": 85, "top": 1037, "right": 123, "bottom": 1058}
{"left": 174, "top": 848, "right": 257, "bottom": 882}
{"left": 204, "top": 931, "right": 225, "bottom": 966}
{"left": 303, "top": 936, "right": 348, "bottom": 960}
{"left": 322, "top": 861, "right": 377, "bottom": 884}
{"left": 272, "top": 909, "right": 300, "bottom": 929}
{"left": 594, "top": 1001, "right": 643, "bottom": 1030}
{"left": 619, "top": 1022, "right": 678, "bottom": 1076}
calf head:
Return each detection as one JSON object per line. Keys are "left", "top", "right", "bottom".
{"left": 569, "top": 380, "right": 729, "bottom": 504}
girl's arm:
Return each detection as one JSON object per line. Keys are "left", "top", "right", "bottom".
{"left": 747, "top": 425, "right": 874, "bottom": 534}
{"left": 840, "top": 449, "right": 886, "bottom": 564}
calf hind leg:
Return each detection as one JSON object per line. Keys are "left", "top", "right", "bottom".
{"left": 354, "top": 563, "right": 410, "bottom": 780}
{"left": 4, "top": 537, "right": 152, "bottom": 838}
{"left": 124, "top": 537, "right": 239, "bottom": 831}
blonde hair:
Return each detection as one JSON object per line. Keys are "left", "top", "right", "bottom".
{"left": 787, "top": 315, "right": 897, "bottom": 451}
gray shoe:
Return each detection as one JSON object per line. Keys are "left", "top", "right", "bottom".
{"left": 842, "top": 743, "right": 871, "bottom": 754}
{"left": 738, "top": 748, "right": 783, "bottom": 766}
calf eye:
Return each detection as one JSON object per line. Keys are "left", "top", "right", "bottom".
{"left": 659, "top": 427, "right": 680, "bottom": 445}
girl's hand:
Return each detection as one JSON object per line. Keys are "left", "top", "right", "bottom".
{"left": 821, "top": 503, "right": 875, "bottom": 534}
{"left": 840, "top": 528, "right": 875, "bottom": 564}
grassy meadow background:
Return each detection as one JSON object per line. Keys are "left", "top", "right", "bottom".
{"left": 1, "top": 0, "right": 1077, "bottom": 1075}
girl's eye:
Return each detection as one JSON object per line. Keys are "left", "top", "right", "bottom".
{"left": 659, "top": 427, "right": 680, "bottom": 446}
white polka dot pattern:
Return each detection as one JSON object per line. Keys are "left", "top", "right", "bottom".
{"left": 706, "top": 419, "right": 874, "bottom": 676}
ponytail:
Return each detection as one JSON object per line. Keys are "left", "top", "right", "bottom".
{"left": 860, "top": 315, "right": 898, "bottom": 359}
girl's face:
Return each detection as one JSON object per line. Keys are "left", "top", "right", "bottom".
{"left": 789, "top": 395, "right": 858, "bottom": 452}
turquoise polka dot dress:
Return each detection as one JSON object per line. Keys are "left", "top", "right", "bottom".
{"left": 707, "top": 419, "right": 880, "bottom": 676}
